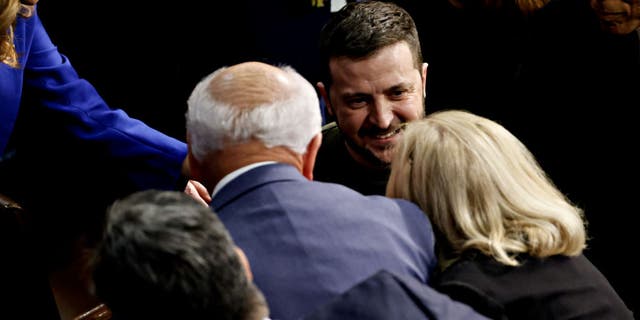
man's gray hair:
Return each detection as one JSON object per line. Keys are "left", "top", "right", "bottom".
{"left": 186, "top": 65, "right": 322, "bottom": 161}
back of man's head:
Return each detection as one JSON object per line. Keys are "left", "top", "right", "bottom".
{"left": 186, "top": 62, "right": 322, "bottom": 162}
{"left": 91, "top": 190, "right": 268, "bottom": 320}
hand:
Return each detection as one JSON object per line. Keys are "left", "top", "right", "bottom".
{"left": 184, "top": 179, "right": 211, "bottom": 207}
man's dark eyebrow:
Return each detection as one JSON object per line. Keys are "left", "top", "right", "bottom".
{"left": 384, "top": 82, "right": 414, "bottom": 94}
{"left": 341, "top": 92, "right": 370, "bottom": 100}
{"left": 339, "top": 82, "right": 415, "bottom": 100}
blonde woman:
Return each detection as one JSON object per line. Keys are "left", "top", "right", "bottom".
{"left": 387, "top": 110, "right": 633, "bottom": 319}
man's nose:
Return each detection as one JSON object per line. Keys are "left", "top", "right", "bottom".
{"left": 368, "top": 100, "right": 394, "bottom": 129}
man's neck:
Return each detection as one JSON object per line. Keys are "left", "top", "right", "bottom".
{"left": 199, "top": 141, "right": 304, "bottom": 191}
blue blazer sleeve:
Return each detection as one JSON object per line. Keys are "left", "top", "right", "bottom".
{"left": 4, "top": 7, "right": 187, "bottom": 190}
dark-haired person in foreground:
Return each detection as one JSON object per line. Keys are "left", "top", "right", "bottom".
{"left": 91, "top": 190, "right": 269, "bottom": 320}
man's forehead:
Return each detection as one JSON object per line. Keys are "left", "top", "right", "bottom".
{"left": 328, "top": 62, "right": 421, "bottom": 95}
{"left": 328, "top": 42, "right": 419, "bottom": 81}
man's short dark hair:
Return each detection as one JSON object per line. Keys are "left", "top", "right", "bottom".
{"left": 318, "top": 1, "right": 423, "bottom": 87}
{"left": 91, "top": 190, "right": 267, "bottom": 320}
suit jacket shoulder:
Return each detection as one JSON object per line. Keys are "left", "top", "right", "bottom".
{"left": 303, "top": 269, "right": 488, "bottom": 320}
{"left": 212, "top": 163, "right": 438, "bottom": 319}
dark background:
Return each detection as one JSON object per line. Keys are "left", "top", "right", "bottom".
{"left": 37, "top": 0, "right": 637, "bottom": 315}
{"left": 37, "top": 0, "right": 331, "bottom": 141}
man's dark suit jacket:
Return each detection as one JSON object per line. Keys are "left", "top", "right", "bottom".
{"left": 302, "top": 269, "right": 489, "bottom": 320}
{"left": 211, "top": 163, "right": 437, "bottom": 320}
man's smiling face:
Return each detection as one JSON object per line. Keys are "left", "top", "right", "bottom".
{"left": 325, "top": 41, "right": 427, "bottom": 168}
{"left": 591, "top": 0, "right": 640, "bottom": 34}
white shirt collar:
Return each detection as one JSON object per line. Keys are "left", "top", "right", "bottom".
{"left": 211, "top": 161, "right": 277, "bottom": 199}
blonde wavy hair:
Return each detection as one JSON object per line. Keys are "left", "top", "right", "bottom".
{"left": 387, "top": 110, "right": 586, "bottom": 267}
{"left": 1, "top": 0, "right": 37, "bottom": 67}
{"left": 1, "top": 0, "right": 21, "bottom": 67}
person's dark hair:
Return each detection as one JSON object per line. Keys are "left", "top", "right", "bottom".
{"left": 318, "top": 1, "right": 423, "bottom": 87}
{"left": 91, "top": 190, "right": 268, "bottom": 320}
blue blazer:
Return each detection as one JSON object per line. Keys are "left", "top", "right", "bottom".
{"left": 303, "top": 269, "right": 490, "bottom": 320}
{"left": 0, "top": 7, "right": 186, "bottom": 190}
{"left": 211, "top": 163, "right": 437, "bottom": 320}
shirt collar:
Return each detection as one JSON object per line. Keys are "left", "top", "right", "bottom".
{"left": 211, "top": 161, "right": 277, "bottom": 199}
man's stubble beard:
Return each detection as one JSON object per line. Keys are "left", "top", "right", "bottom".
{"left": 343, "top": 134, "right": 393, "bottom": 169}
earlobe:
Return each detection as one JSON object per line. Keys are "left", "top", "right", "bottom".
{"left": 186, "top": 139, "right": 203, "bottom": 182}
{"left": 235, "top": 247, "right": 253, "bottom": 281}
{"left": 186, "top": 152, "right": 200, "bottom": 180}
{"left": 317, "top": 82, "right": 334, "bottom": 117}
{"left": 422, "top": 63, "right": 428, "bottom": 98}
{"left": 302, "top": 133, "right": 323, "bottom": 180}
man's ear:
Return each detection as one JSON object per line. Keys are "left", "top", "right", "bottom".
{"left": 235, "top": 246, "right": 253, "bottom": 281}
{"left": 421, "top": 63, "right": 428, "bottom": 98}
{"left": 317, "top": 82, "right": 334, "bottom": 117}
{"left": 302, "top": 133, "right": 322, "bottom": 181}
{"left": 186, "top": 134, "right": 203, "bottom": 181}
